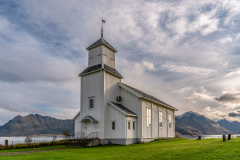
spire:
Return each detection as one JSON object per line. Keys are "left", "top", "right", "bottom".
{"left": 101, "top": 19, "right": 105, "bottom": 41}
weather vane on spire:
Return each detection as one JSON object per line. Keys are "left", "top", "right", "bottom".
{"left": 101, "top": 19, "right": 105, "bottom": 39}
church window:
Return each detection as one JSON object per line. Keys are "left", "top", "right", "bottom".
{"left": 112, "top": 121, "right": 115, "bottom": 130}
{"left": 147, "top": 108, "right": 151, "bottom": 127}
{"left": 89, "top": 98, "right": 94, "bottom": 109}
{"left": 128, "top": 121, "right": 131, "bottom": 130}
{"left": 133, "top": 121, "right": 136, "bottom": 130}
{"left": 169, "top": 114, "right": 172, "bottom": 128}
{"left": 159, "top": 111, "right": 163, "bottom": 128}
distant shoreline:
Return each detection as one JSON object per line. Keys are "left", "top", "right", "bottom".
{"left": 0, "top": 134, "right": 63, "bottom": 137}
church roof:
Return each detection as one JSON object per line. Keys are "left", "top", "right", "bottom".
{"left": 120, "top": 83, "right": 178, "bottom": 111}
{"left": 108, "top": 101, "right": 137, "bottom": 117}
{"left": 79, "top": 63, "right": 123, "bottom": 78}
{"left": 81, "top": 115, "right": 98, "bottom": 123}
{"left": 86, "top": 38, "right": 117, "bottom": 52}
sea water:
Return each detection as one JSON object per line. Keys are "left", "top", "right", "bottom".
{"left": 0, "top": 136, "right": 64, "bottom": 145}
{"left": 184, "top": 134, "right": 240, "bottom": 139}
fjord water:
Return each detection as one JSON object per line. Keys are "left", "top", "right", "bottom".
{"left": 184, "top": 134, "right": 240, "bottom": 139}
{"left": 0, "top": 136, "right": 64, "bottom": 145}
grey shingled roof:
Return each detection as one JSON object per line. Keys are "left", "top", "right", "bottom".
{"left": 104, "top": 64, "right": 123, "bottom": 78}
{"left": 79, "top": 64, "right": 102, "bottom": 75}
{"left": 79, "top": 63, "right": 123, "bottom": 78}
{"left": 110, "top": 102, "right": 137, "bottom": 116}
{"left": 121, "top": 83, "right": 177, "bottom": 110}
{"left": 86, "top": 38, "right": 117, "bottom": 52}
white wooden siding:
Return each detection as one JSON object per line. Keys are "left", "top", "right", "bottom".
{"left": 120, "top": 87, "right": 142, "bottom": 138}
{"left": 108, "top": 104, "right": 126, "bottom": 139}
{"left": 88, "top": 45, "right": 102, "bottom": 67}
{"left": 74, "top": 115, "right": 81, "bottom": 135}
{"left": 103, "top": 72, "right": 121, "bottom": 138}
{"left": 79, "top": 71, "right": 104, "bottom": 138}
{"left": 142, "top": 100, "right": 175, "bottom": 138}
{"left": 102, "top": 45, "right": 115, "bottom": 68}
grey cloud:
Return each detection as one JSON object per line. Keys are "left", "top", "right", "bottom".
{"left": 228, "top": 112, "right": 240, "bottom": 117}
{"left": 215, "top": 93, "right": 240, "bottom": 103}
{"left": 0, "top": 102, "right": 45, "bottom": 114}
{"left": 0, "top": 58, "right": 79, "bottom": 83}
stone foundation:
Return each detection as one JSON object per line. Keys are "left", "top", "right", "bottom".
{"left": 87, "top": 138, "right": 100, "bottom": 146}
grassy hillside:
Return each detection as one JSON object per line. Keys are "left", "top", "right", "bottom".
{"left": 1, "top": 138, "right": 240, "bottom": 159}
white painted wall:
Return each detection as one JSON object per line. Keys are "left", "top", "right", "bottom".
{"left": 102, "top": 45, "right": 115, "bottom": 68}
{"left": 88, "top": 45, "right": 102, "bottom": 67}
{"left": 152, "top": 103, "right": 158, "bottom": 138}
{"left": 142, "top": 101, "right": 152, "bottom": 138}
{"left": 88, "top": 45, "right": 116, "bottom": 68}
{"left": 159, "top": 106, "right": 167, "bottom": 137}
{"left": 141, "top": 100, "right": 175, "bottom": 138}
{"left": 103, "top": 72, "right": 121, "bottom": 138}
{"left": 167, "top": 109, "right": 175, "bottom": 137}
{"left": 120, "top": 87, "right": 142, "bottom": 138}
{"left": 79, "top": 71, "right": 104, "bottom": 138}
{"left": 74, "top": 115, "right": 81, "bottom": 135}
{"left": 108, "top": 104, "right": 126, "bottom": 139}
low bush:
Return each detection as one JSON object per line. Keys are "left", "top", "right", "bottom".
{"left": 1, "top": 140, "right": 69, "bottom": 150}
{"left": 0, "top": 144, "right": 4, "bottom": 150}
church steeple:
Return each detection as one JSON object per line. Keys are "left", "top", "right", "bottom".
{"left": 85, "top": 20, "right": 118, "bottom": 68}
{"left": 101, "top": 19, "right": 105, "bottom": 41}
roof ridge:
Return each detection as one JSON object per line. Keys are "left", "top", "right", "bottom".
{"left": 109, "top": 101, "right": 137, "bottom": 116}
{"left": 121, "top": 83, "right": 151, "bottom": 97}
{"left": 120, "top": 82, "right": 177, "bottom": 110}
{"left": 79, "top": 63, "right": 123, "bottom": 78}
{"left": 86, "top": 38, "right": 117, "bottom": 52}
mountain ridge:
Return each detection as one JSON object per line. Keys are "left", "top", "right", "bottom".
{"left": 217, "top": 119, "right": 240, "bottom": 133}
{"left": 176, "top": 111, "right": 231, "bottom": 135}
{"left": 0, "top": 114, "right": 74, "bottom": 136}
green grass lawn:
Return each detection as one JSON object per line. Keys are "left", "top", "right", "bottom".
{"left": 1, "top": 138, "right": 240, "bottom": 160}
{"left": 0, "top": 145, "right": 67, "bottom": 153}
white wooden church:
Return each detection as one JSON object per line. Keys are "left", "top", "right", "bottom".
{"left": 73, "top": 25, "right": 178, "bottom": 145}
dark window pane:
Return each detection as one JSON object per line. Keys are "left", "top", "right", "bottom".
{"left": 89, "top": 99, "right": 94, "bottom": 108}
{"left": 112, "top": 122, "right": 115, "bottom": 130}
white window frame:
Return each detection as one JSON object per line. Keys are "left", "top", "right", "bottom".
{"left": 159, "top": 111, "right": 163, "bottom": 128}
{"left": 133, "top": 121, "right": 136, "bottom": 130}
{"left": 112, "top": 121, "right": 116, "bottom": 130}
{"left": 128, "top": 121, "right": 131, "bottom": 130}
{"left": 169, "top": 114, "right": 172, "bottom": 128}
{"left": 147, "top": 108, "right": 151, "bottom": 127}
{"left": 89, "top": 97, "right": 94, "bottom": 109}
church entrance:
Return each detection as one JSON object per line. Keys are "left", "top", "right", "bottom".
{"left": 81, "top": 115, "right": 99, "bottom": 138}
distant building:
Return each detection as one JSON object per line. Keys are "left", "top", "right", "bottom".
{"left": 73, "top": 28, "right": 178, "bottom": 145}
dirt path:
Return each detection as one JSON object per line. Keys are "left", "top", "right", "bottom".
{"left": 0, "top": 148, "right": 66, "bottom": 156}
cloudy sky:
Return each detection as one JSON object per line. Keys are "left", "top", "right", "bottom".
{"left": 1, "top": 0, "right": 240, "bottom": 124}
